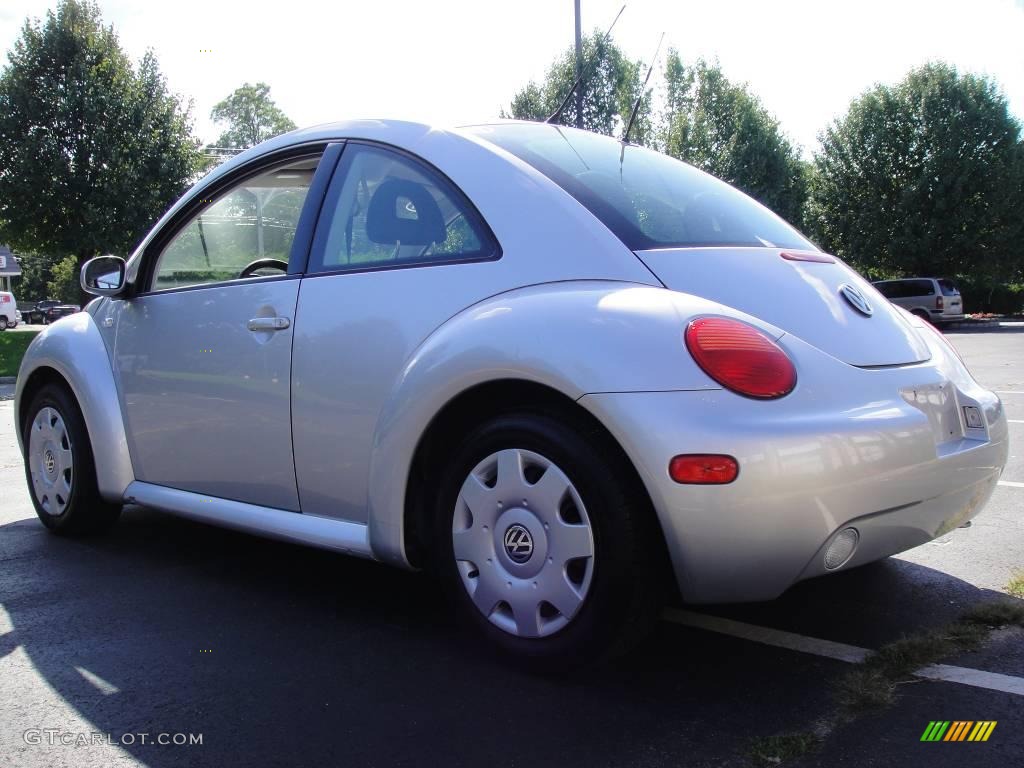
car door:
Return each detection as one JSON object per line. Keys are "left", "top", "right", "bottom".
{"left": 112, "top": 144, "right": 340, "bottom": 510}
{"left": 290, "top": 142, "right": 502, "bottom": 523}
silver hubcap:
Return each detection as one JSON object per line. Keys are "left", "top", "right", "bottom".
{"left": 452, "top": 448, "right": 595, "bottom": 638}
{"left": 28, "top": 406, "right": 73, "bottom": 516}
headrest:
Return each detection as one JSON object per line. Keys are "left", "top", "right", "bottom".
{"left": 366, "top": 178, "right": 445, "bottom": 246}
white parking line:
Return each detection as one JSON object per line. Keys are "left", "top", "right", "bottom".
{"left": 998, "top": 481, "right": 1024, "bottom": 488}
{"left": 914, "top": 664, "right": 1024, "bottom": 696}
{"left": 1008, "top": 420, "right": 1024, "bottom": 424}
{"left": 996, "top": 391, "right": 1024, "bottom": 395}
{"left": 74, "top": 666, "right": 120, "bottom": 695}
{"left": 663, "top": 608, "right": 869, "bottom": 662}
{"left": 663, "top": 608, "right": 1024, "bottom": 697}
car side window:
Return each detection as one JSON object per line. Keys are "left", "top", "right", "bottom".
{"left": 309, "top": 144, "right": 496, "bottom": 274}
{"left": 150, "top": 154, "right": 321, "bottom": 291}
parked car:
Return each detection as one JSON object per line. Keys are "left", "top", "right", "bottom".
{"left": 22, "top": 299, "right": 79, "bottom": 325}
{"left": 1, "top": 290, "right": 18, "bottom": 329}
{"left": 14, "top": 120, "right": 1008, "bottom": 664}
{"left": 872, "top": 277, "right": 964, "bottom": 326}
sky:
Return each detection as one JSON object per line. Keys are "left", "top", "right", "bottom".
{"left": 1, "top": 0, "right": 1023, "bottom": 155}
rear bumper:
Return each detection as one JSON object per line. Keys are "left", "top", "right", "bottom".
{"left": 579, "top": 335, "right": 1008, "bottom": 603}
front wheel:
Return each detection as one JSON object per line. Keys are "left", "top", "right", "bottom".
{"left": 23, "top": 384, "right": 121, "bottom": 535}
{"left": 432, "top": 411, "right": 662, "bottom": 666}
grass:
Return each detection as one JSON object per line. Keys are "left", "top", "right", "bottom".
{"left": 834, "top": 623, "right": 989, "bottom": 713}
{"left": 1005, "top": 571, "right": 1024, "bottom": 600}
{"left": 746, "top": 599, "right": 1024, "bottom": 763}
{"left": 0, "top": 330, "right": 39, "bottom": 377}
{"left": 747, "top": 732, "right": 821, "bottom": 766}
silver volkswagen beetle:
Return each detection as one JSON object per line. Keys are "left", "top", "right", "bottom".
{"left": 15, "top": 120, "right": 1008, "bottom": 663}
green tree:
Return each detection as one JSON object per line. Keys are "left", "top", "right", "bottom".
{"left": 807, "top": 62, "right": 1024, "bottom": 283}
{"left": 659, "top": 53, "right": 808, "bottom": 226}
{"left": 47, "top": 254, "right": 80, "bottom": 303}
{"left": 503, "top": 31, "right": 653, "bottom": 144}
{"left": 0, "top": 0, "right": 201, "bottom": 303}
{"left": 210, "top": 82, "right": 297, "bottom": 150}
{"left": 12, "top": 251, "right": 61, "bottom": 301}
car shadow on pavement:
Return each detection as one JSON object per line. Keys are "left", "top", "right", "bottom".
{"left": 0, "top": 506, "right": 1015, "bottom": 768}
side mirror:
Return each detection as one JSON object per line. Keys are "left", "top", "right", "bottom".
{"left": 81, "top": 255, "right": 127, "bottom": 297}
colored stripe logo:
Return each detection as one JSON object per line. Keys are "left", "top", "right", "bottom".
{"left": 921, "top": 721, "right": 996, "bottom": 742}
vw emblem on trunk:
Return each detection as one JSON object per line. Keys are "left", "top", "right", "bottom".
{"left": 503, "top": 524, "right": 534, "bottom": 564}
{"left": 839, "top": 284, "right": 873, "bottom": 316}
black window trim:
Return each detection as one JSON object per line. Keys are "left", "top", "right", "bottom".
{"left": 301, "top": 139, "right": 502, "bottom": 279}
{"left": 133, "top": 140, "right": 343, "bottom": 298}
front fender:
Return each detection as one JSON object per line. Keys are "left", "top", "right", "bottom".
{"left": 364, "top": 281, "right": 753, "bottom": 567}
{"left": 15, "top": 312, "right": 134, "bottom": 501}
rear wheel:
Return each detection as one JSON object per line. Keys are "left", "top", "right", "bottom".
{"left": 431, "top": 410, "right": 662, "bottom": 666}
{"left": 23, "top": 384, "right": 121, "bottom": 535}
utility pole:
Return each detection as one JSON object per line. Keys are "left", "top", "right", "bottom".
{"left": 574, "top": 0, "right": 583, "bottom": 128}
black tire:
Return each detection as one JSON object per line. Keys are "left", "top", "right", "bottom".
{"left": 22, "top": 383, "right": 121, "bottom": 536}
{"left": 430, "top": 409, "right": 662, "bottom": 667}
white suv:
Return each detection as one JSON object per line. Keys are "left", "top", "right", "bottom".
{"left": 1, "top": 290, "right": 19, "bottom": 329}
{"left": 872, "top": 278, "right": 964, "bottom": 326}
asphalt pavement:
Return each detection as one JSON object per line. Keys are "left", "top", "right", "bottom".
{"left": 0, "top": 329, "right": 1021, "bottom": 767}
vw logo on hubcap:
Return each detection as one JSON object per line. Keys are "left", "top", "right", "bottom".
{"left": 44, "top": 450, "right": 55, "bottom": 475}
{"left": 839, "top": 284, "right": 873, "bottom": 316}
{"left": 503, "top": 524, "right": 534, "bottom": 564}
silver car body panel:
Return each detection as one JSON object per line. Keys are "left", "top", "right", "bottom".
{"left": 114, "top": 279, "right": 302, "bottom": 511}
{"left": 124, "top": 481, "right": 372, "bottom": 557}
{"left": 636, "top": 248, "right": 931, "bottom": 367}
{"left": 14, "top": 310, "right": 135, "bottom": 500}
{"left": 361, "top": 282, "right": 769, "bottom": 567}
{"left": 580, "top": 315, "right": 1007, "bottom": 602}
{"left": 14, "top": 119, "right": 1010, "bottom": 602}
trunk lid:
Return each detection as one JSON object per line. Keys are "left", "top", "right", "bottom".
{"left": 636, "top": 247, "right": 931, "bottom": 367}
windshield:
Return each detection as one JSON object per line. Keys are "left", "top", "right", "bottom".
{"left": 468, "top": 123, "right": 814, "bottom": 252}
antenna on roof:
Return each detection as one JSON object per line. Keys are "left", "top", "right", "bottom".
{"left": 546, "top": 4, "right": 626, "bottom": 126}
{"left": 621, "top": 31, "right": 665, "bottom": 144}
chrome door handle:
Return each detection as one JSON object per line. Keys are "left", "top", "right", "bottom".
{"left": 247, "top": 316, "right": 290, "bottom": 332}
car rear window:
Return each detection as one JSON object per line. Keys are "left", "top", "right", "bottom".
{"left": 468, "top": 123, "right": 814, "bottom": 251}
{"left": 937, "top": 279, "right": 959, "bottom": 296}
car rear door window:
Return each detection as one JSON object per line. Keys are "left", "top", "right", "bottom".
{"left": 910, "top": 280, "right": 935, "bottom": 296}
{"left": 938, "top": 279, "right": 959, "bottom": 296}
{"left": 308, "top": 144, "right": 497, "bottom": 274}
{"left": 875, "top": 282, "right": 896, "bottom": 298}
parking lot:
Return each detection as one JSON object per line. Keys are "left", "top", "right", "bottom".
{"left": 0, "top": 328, "right": 1021, "bottom": 768}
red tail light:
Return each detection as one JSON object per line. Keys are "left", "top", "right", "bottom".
{"left": 685, "top": 317, "right": 796, "bottom": 399}
{"left": 936, "top": 295, "right": 944, "bottom": 310}
{"left": 669, "top": 454, "right": 739, "bottom": 484}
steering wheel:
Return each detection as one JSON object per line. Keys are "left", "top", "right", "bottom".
{"left": 238, "top": 258, "right": 289, "bottom": 279}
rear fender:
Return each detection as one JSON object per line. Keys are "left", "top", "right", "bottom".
{"left": 364, "top": 281, "right": 746, "bottom": 567}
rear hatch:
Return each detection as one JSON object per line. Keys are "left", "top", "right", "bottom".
{"left": 636, "top": 247, "right": 931, "bottom": 367}
{"left": 938, "top": 279, "right": 962, "bottom": 316}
